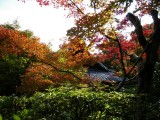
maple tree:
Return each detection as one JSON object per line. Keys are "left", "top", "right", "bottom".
{"left": 126, "top": 11, "right": 160, "bottom": 93}
{"left": 0, "top": 22, "right": 99, "bottom": 95}
{"left": 96, "top": 33, "right": 138, "bottom": 75}
{"left": 18, "top": 0, "right": 160, "bottom": 94}
{"left": 96, "top": 22, "right": 156, "bottom": 74}
{"left": 17, "top": 62, "right": 54, "bottom": 94}
{"left": 48, "top": 37, "right": 99, "bottom": 85}
{"left": 0, "top": 24, "right": 55, "bottom": 95}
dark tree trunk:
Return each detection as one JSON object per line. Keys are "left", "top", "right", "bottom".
{"left": 126, "top": 10, "right": 160, "bottom": 94}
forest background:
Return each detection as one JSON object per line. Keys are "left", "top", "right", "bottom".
{"left": 0, "top": 0, "right": 160, "bottom": 119}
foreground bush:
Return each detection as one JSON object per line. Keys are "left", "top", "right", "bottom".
{"left": 0, "top": 86, "right": 160, "bottom": 120}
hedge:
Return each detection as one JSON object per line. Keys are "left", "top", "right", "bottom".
{"left": 1, "top": 85, "right": 160, "bottom": 120}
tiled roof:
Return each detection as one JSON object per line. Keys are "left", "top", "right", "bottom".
{"left": 87, "top": 70, "right": 123, "bottom": 82}
{"left": 86, "top": 62, "right": 123, "bottom": 82}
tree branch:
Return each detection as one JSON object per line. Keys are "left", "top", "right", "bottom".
{"left": 12, "top": 40, "right": 82, "bottom": 81}
{"left": 37, "top": 58, "right": 82, "bottom": 80}
{"left": 150, "top": 9, "right": 160, "bottom": 40}
{"left": 105, "top": 35, "right": 127, "bottom": 87}
{"left": 116, "top": 43, "right": 149, "bottom": 91}
{"left": 126, "top": 13, "right": 147, "bottom": 49}
{"left": 105, "top": 33, "right": 149, "bottom": 91}
{"left": 125, "top": 10, "right": 160, "bottom": 93}
{"left": 69, "top": 0, "right": 85, "bottom": 15}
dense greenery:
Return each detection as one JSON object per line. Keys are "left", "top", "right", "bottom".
{"left": 0, "top": 54, "right": 30, "bottom": 95}
{"left": 0, "top": 84, "right": 160, "bottom": 120}
{"left": 0, "top": 0, "right": 160, "bottom": 119}
{"left": 0, "top": 22, "right": 159, "bottom": 119}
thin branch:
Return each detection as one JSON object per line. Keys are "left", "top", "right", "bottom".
{"left": 91, "top": 0, "right": 97, "bottom": 13}
{"left": 105, "top": 35, "right": 127, "bottom": 77}
{"left": 116, "top": 42, "right": 149, "bottom": 91}
{"left": 69, "top": 0, "right": 85, "bottom": 15}
{"left": 12, "top": 40, "right": 82, "bottom": 81}
{"left": 36, "top": 58, "right": 82, "bottom": 80}
{"left": 114, "top": 34, "right": 127, "bottom": 77}
{"left": 133, "top": 3, "right": 160, "bottom": 13}
{"left": 105, "top": 34, "right": 149, "bottom": 91}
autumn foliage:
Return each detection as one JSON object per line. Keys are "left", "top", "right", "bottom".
{"left": 0, "top": 25, "right": 55, "bottom": 94}
{"left": 4, "top": 21, "right": 157, "bottom": 95}
{"left": 0, "top": 24, "right": 99, "bottom": 95}
{"left": 1, "top": 0, "right": 159, "bottom": 95}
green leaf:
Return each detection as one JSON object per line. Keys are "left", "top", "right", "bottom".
{"left": 13, "top": 115, "right": 20, "bottom": 120}
{"left": 0, "top": 114, "right": 2, "bottom": 120}
{"left": 105, "top": 104, "right": 110, "bottom": 109}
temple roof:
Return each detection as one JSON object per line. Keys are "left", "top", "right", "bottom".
{"left": 87, "top": 62, "right": 123, "bottom": 82}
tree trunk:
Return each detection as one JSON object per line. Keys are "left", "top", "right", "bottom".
{"left": 126, "top": 10, "right": 160, "bottom": 94}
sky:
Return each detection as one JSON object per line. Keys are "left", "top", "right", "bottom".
{"left": 0, "top": 0, "right": 75, "bottom": 51}
{"left": 0, "top": 0, "right": 153, "bottom": 51}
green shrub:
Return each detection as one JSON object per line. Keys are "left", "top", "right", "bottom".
{"left": 145, "top": 62, "right": 160, "bottom": 119}
{"left": 152, "top": 62, "right": 160, "bottom": 96}
{"left": 0, "top": 85, "right": 159, "bottom": 120}
{"left": 0, "top": 86, "right": 134, "bottom": 119}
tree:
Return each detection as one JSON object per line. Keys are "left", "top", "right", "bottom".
{"left": 125, "top": 10, "right": 160, "bottom": 93}
{"left": 0, "top": 24, "right": 53, "bottom": 95}
{"left": 48, "top": 37, "right": 99, "bottom": 84}
{"left": 0, "top": 22, "right": 98, "bottom": 95}
{"left": 20, "top": 0, "right": 160, "bottom": 93}
{"left": 96, "top": 33, "right": 138, "bottom": 70}
{"left": 0, "top": 54, "right": 30, "bottom": 95}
